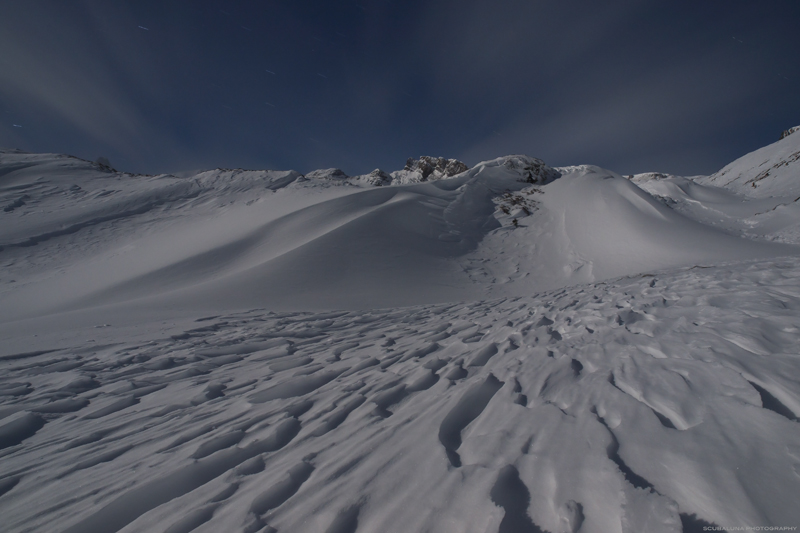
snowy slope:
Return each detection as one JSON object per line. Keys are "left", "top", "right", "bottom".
{"left": 632, "top": 127, "right": 800, "bottom": 245}
{"left": 2, "top": 138, "right": 800, "bottom": 533}
{"left": 695, "top": 126, "right": 800, "bottom": 198}
{"left": 632, "top": 173, "right": 800, "bottom": 245}
{"left": 465, "top": 165, "right": 794, "bottom": 300}
{"left": 1, "top": 151, "right": 795, "bottom": 326}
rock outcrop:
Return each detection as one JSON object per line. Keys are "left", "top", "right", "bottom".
{"left": 499, "top": 155, "right": 561, "bottom": 184}
{"left": 360, "top": 169, "right": 393, "bottom": 186}
{"left": 305, "top": 168, "right": 349, "bottom": 181}
{"left": 780, "top": 125, "right": 800, "bottom": 140}
{"left": 402, "top": 156, "right": 469, "bottom": 181}
{"left": 306, "top": 158, "right": 471, "bottom": 187}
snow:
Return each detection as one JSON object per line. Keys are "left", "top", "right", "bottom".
{"left": 695, "top": 125, "right": 800, "bottom": 198}
{"left": 1, "top": 136, "right": 800, "bottom": 532}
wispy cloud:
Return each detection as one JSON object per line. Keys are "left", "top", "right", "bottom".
{"left": 0, "top": 2, "right": 190, "bottom": 170}
{"left": 458, "top": 48, "right": 763, "bottom": 174}
{"left": 0, "top": 1, "right": 797, "bottom": 175}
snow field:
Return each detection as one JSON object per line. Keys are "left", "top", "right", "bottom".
{"left": 1, "top": 257, "right": 799, "bottom": 532}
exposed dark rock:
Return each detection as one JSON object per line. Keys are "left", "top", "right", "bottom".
{"left": 364, "top": 168, "right": 392, "bottom": 186}
{"left": 502, "top": 155, "right": 561, "bottom": 184}
{"left": 305, "top": 168, "right": 350, "bottom": 180}
{"left": 404, "top": 156, "right": 469, "bottom": 181}
{"left": 780, "top": 126, "right": 799, "bottom": 140}
{"left": 95, "top": 157, "right": 117, "bottom": 172}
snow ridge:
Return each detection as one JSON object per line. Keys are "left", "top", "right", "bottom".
{"left": 696, "top": 125, "right": 800, "bottom": 197}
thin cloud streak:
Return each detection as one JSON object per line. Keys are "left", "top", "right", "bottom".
{"left": 0, "top": 2, "right": 192, "bottom": 170}
{"left": 0, "top": 1, "right": 798, "bottom": 176}
{"left": 458, "top": 50, "right": 765, "bottom": 175}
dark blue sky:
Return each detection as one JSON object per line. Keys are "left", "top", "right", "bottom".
{"left": 1, "top": 0, "right": 799, "bottom": 176}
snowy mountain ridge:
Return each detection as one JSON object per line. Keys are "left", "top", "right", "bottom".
{"left": 286, "top": 155, "right": 550, "bottom": 188}
{"left": 1, "top": 137, "right": 799, "bottom": 321}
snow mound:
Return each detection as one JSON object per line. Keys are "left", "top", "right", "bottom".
{"left": 464, "top": 165, "right": 797, "bottom": 298}
{"left": 696, "top": 126, "right": 800, "bottom": 198}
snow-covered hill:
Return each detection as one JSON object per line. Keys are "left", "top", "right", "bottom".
{"left": 1, "top": 150, "right": 794, "bottom": 326}
{"left": 1, "top": 134, "right": 800, "bottom": 533}
{"left": 694, "top": 125, "right": 800, "bottom": 198}
{"left": 630, "top": 128, "right": 800, "bottom": 245}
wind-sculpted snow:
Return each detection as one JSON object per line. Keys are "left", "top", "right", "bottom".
{"left": 1, "top": 257, "right": 800, "bottom": 532}
{"left": 438, "top": 375, "right": 504, "bottom": 467}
